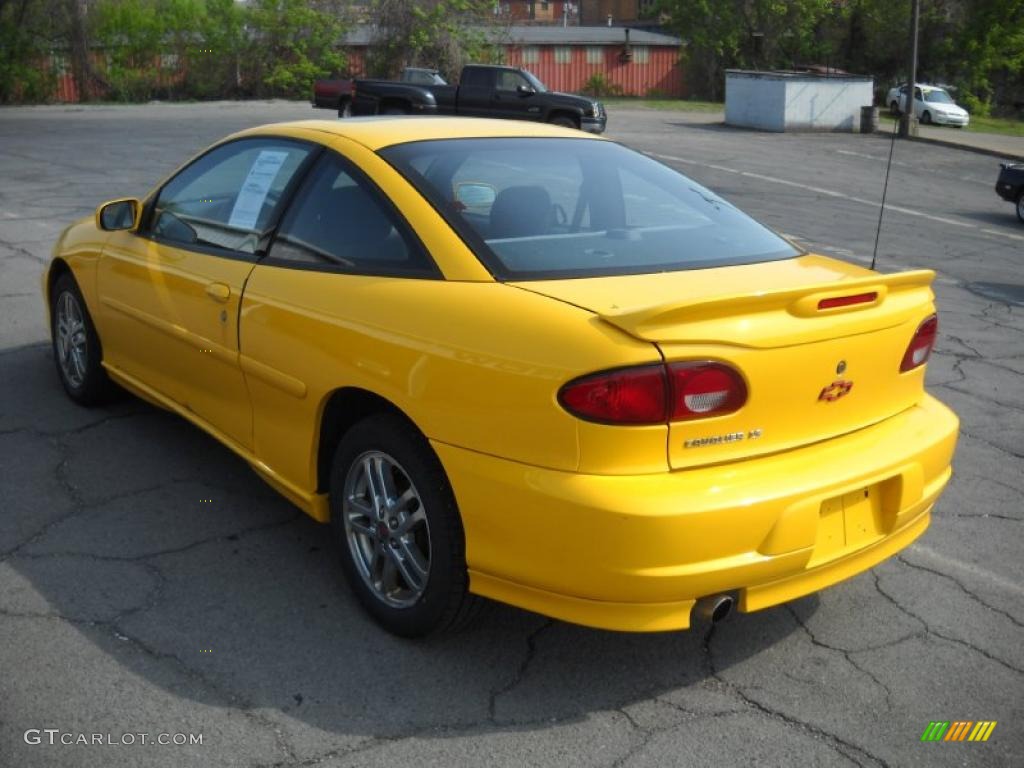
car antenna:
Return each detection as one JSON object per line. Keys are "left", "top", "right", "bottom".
{"left": 870, "top": 116, "right": 900, "bottom": 272}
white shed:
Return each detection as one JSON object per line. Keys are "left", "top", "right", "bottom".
{"left": 725, "top": 70, "right": 875, "bottom": 132}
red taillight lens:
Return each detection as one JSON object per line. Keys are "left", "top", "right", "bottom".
{"left": 669, "top": 362, "right": 747, "bottom": 420}
{"left": 558, "top": 361, "right": 747, "bottom": 425}
{"left": 900, "top": 314, "right": 938, "bottom": 372}
{"left": 558, "top": 365, "right": 667, "bottom": 424}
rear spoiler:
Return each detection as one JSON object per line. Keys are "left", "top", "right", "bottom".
{"left": 599, "top": 269, "right": 936, "bottom": 345}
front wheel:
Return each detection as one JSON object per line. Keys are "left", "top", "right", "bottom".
{"left": 329, "top": 413, "right": 481, "bottom": 637}
{"left": 921, "top": 111, "right": 932, "bottom": 125}
{"left": 889, "top": 101, "right": 900, "bottom": 115}
{"left": 338, "top": 100, "right": 352, "bottom": 118}
{"left": 550, "top": 114, "right": 579, "bottom": 130}
{"left": 1016, "top": 191, "right": 1024, "bottom": 223}
{"left": 50, "top": 272, "right": 118, "bottom": 406}
{"left": 382, "top": 106, "right": 409, "bottom": 116}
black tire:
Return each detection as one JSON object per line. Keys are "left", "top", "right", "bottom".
{"left": 50, "top": 272, "right": 118, "bottom": 406}
{"left": 329, "top": 412, "right": 481, "bottom": 637}
{"left": 382, "top": 106, "right": 409, "bottom": 116}
{"left": 889, "top": 101, "right": 900, "bottom": 115}
{"left": 550, "top": 114, "right": 578, "bottom": 130}
{"left": 338, "top": 99, "right": 352, "bottom": 118}
{"left": 1016, "top": 191, "right": 1024, "bottom": 223}
{"left": 921, "top": 110, "right": 932, "bottom": 125}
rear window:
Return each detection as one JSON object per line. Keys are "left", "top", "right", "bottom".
{"left": 380, "top": 138, "right": 800, "bottom": 280}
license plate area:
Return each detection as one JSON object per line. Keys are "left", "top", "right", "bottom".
{"left": 810, "top": 484, "right": 885, "bottom": 567}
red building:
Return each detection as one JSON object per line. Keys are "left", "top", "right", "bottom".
{"left": 345, "top": 25, "right": 684, "bottom": 98}
{"left": 501, "top": 25, "right": 682, "bottom": 97}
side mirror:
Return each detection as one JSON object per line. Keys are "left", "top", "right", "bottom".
{"left": 453, "top": 182, "right": 498, "bottom": 210}
{"left": 516, "top": 84, "right": 536, "bottom": 97}
{"left": 96, "top": 198, "right": 141, "bottom": 231}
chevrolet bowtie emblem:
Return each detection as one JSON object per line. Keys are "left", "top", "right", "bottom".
{"left": 818, "top": 380, "right": 853, "bottom": 402}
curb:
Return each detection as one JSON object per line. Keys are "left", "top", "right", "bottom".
{"left": 908, "top": 134, "right": 1024, "bottom": 163}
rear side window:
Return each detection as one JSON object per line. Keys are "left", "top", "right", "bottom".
{"left": 150, "top": 138, "right": 312, "bottom": 255}
{"left": 460, "top": 68, "right": 490, "bottom": 87}
{"left": 267, "top": 152, "right": 437, "bottom": 278}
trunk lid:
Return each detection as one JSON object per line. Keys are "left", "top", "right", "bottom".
{"left": 514, "top": 255, "right": 937, "bottom": 469}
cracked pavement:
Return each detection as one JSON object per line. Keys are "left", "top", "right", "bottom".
{"left": 0, "top": 102, "right": 1021, "bottom": 767}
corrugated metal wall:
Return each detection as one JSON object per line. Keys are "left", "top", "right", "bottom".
{"left": 504, "top": 44, "right": 683, "bottom": 97}
{"left": 39, "top": 41, "right": 682, "bottom": 103}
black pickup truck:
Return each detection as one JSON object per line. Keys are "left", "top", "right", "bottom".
{"left": 350, "top": 64, "right": 607, "bottom": 133}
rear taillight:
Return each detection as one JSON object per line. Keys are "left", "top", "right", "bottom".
{"left": 558, "top": 362, "right": 746, "bottom": 425}
{"left": 669, "top": 362, "right": 748, "bottom": 421}
{"left": 900, "top": 314, "right": 938, "bottom": 372}
{"left": 558, "top": 365, "right": 667, "bottom": 425}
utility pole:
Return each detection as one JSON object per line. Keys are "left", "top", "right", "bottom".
{"left": 898, "top": 0, "right": 920, "bottom": 137}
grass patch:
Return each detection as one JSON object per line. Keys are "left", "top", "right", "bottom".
{"left": 602, "top": 98, "right": 724, "bottom": 113}
{"left": 880, "top": 112, "right": 1024, "bottom": 138}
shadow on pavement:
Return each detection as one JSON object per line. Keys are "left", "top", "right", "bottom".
{"left": 0, "top": 342, "right": 805, "bottom": 738}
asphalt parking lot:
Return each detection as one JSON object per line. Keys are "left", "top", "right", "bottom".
{"left": 0, "top": 102, "right": 1021, "bottom": 767}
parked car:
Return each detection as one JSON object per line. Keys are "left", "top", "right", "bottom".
{"left": 313, "top": 68, "right": 447, "bottom": 116}
{"left": 995, "top": 162, "right": 1024, "bottom": 222}
{"left": 44, "top": 118, "right": 957, "bottom": 637}
{"left": 351, "top": 64, "right": 606, "bottom": 133}
{"left": 886, "top": 83, "right": 970, "bottom": 127}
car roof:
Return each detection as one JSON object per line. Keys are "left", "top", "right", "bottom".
{"left": 233, "top": 117, "right": 603, "bottom": 152}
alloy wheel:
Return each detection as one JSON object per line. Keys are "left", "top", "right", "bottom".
{"left": 55, "top": 291, "right": 88, "bottom": 389}
{"left": 342, "top": 450, "right": 431, "bottom": 608}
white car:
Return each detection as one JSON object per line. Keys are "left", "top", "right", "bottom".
{"left": 886, "top": 83, "right": 970, "bottom": 127}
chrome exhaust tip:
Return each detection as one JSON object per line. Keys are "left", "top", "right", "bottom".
{"left": 694, "top": 594, "right": 734, "bottom": 625}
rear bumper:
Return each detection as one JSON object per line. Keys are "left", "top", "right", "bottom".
{"left": 435, "top": 394, "right": 958, "bottom": 632}
{"left": 931, "top": 112, "right": 969, "bottom": 126}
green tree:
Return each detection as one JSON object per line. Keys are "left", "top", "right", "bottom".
{"left": 243, "top": 0, "right": 349, "bottom": 98}
{"left": 0, "top": 0, "right": 58, "bottom": 102}
{"left": 658, "top": 0, "right": 837, "bottom": 100}
{"left": 366, "top": 0, "right": 503, "bottom": 82}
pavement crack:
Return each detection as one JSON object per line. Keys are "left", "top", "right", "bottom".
{"left": 873, "top": 568, "right": 1024, "bottom": 675}
{"left": 786, "top": 606, "right": 894, "bottom": 709}
{"left": 896, "top": 554, "right": 1024, "bottom": 629}
{"left": 487, "top": 618, "right": 553, "bottom": 722}
{"left": 103, "top": 622, "right": 299, "bottom": 763}
{"left": 702, "top": 623, "right": 890, "bottom": 768}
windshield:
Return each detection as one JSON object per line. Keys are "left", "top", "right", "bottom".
{"left": 520, "top": 69, "right": 548, "bottom": 93}
{"left": 924, "top": 89, "right": 954, "bottom": 104}
{"left": 381, "top": 138, "right": 801, "bottom": 280}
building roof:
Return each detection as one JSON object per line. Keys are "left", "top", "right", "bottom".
{"left": 343, "top": 25, "right": 680, "bottom": 47}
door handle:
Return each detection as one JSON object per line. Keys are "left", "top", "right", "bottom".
{"left": 205, "top": 282, "right": 230, "bottom": 302}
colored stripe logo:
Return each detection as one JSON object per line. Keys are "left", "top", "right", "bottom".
{"left": 921, "top": 721, "right": 997, "bottom": 742}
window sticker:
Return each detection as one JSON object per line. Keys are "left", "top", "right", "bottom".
{"left": 227, "top": 150, "right": 289, "bottom": 230}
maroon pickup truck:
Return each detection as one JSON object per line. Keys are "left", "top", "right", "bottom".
{"left": 312, "top": 68, "right": 446, "bottom": 117}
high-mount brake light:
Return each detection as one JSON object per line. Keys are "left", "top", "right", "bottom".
{"left": 900, "top": 314, "right": 938, "bottom": 372}
{"left": 558, "top": 362, "right": 747, "bottom": 425}
{"left": 818, "top": 291, "right": 878, "bottom": 310}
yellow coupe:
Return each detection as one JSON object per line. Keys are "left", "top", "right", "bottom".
{"left": 43, "top": 118, "right": 958, "bottom": 636}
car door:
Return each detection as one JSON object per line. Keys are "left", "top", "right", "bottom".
{"left": 491, "top": 69, "right": 541, "bottom": 121}
{"left": 237, "top": 149, "right": 442, "bottom": 497}
{"left": 97, "top": 137, "right": 317, "bottom": 450}
{"left": 912, "top": 87, "right": 924, "bottom": 118}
